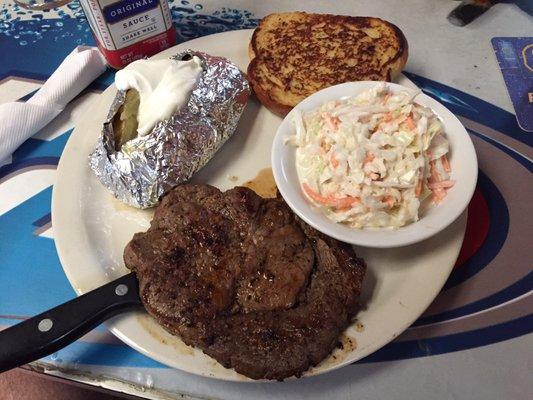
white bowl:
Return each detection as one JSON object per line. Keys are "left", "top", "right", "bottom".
{"left": 271, "top": 81, "right": 478, "bottom": 248}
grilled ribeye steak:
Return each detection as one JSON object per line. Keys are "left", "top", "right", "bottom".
{"left": 124, "top": 184, "right": 366, "bottom": 380}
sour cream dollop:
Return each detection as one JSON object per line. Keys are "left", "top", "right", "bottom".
{"left": 115, "top": 56, "right": 203, "bottom": 135}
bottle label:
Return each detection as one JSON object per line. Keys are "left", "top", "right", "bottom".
{"left": 80, "top": 0, "right": 173, "bottom": 51}
{"left": 79, "top": 0, "right": 176, "bottom": 68}
{"left": 102, "top": 0, "right": 160, "bottom": 24}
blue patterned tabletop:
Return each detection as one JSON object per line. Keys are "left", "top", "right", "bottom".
{"left": 0, "top": 1, "right": 532, "bottom": 399}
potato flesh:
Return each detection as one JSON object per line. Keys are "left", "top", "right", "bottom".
{"left": 113, "top": 89, "right": 140, "bottom": 150}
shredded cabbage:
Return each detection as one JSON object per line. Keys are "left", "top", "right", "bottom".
{"left": 286, "top": 83, "right": 454, "bottom": 229}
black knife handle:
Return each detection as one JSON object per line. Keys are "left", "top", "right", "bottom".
{"left": 0, "top": 273, "right": 142, "bottom": 373}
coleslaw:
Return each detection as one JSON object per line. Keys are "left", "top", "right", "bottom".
{"left": 286, "top": 83, "right": 454, "bottom": 229}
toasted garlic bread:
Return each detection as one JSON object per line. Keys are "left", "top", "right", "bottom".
{"left": 113, "top": 89, "right": 140, "bottom": 150}
{"left": 248, "top": 12, "right": 408, "bottom": 116}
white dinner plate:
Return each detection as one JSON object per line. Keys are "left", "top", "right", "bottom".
{"left": 52, "top": 29, "right": 467, "bottom": 381}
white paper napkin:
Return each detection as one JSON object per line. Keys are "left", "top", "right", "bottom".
{"left": 0, "top": 46, "right": 107, "bottom": 163}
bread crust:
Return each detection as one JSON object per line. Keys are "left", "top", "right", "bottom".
{"left": 247, "top": 12, "right": 408, "bottom": 116}
{"left": 384, "top": 20, "right": 409, "bottom": 80}
{"left": 247, "top": 57, "right": 293, "bottom": 117}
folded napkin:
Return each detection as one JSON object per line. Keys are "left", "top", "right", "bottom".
{"left": 0, "top": 46, "right": 107, "bottom": 163}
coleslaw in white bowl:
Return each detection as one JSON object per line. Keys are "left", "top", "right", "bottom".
{"left": 272, "top": 81, "right": 477, "bottom": 247}
{"left": 286, "top": 82, "right": 453, "bottom": 229}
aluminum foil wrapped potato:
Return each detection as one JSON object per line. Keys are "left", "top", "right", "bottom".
{"left": 89, "top": 50, "right": 250, "bottom": 208}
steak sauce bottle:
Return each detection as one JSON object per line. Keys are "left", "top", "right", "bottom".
{"left": 79, "top": 0, "right": 177, "bottom": 69}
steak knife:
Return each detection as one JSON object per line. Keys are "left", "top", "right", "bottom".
{"left": 0, "top": 273, "right": 143, "bottom": 373}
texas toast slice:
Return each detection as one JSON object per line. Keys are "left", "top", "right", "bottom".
{"left": 247, "top": 12, "right": 408, "bottom": 116}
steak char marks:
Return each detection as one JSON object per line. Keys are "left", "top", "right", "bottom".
{"left": 124, "top": 184, "right": 366, "bottom": 380}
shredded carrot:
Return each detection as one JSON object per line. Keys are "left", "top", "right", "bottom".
{"left": 376, "top": 113, "right": 393, "bottom": 130}
{"left": 382, "top": 93, "right": 392, "bottom": 105}
{"left": 415, "top": 179, "right": 423, "bottom": 197}
{"left": 322, "top": 112, "right": 340, "bottom": 131}
{"left": 428, "top": 180, "right": 455, "bottom": 190}
{"left": 441, "top": 154, "right": 451, "bottom": 173}
{"left": 335, "top": 197, "right": 361, "bottom": 210}
{"left": 302, "top": 183, "right": 329, "bottom": 204}
{"left": 363, "top": 151, "right": 375, "bottom": 164}
{"left": 405, "top": 116, "right": 416, "bottom": 131}
{"left": 432, "top": 188, "right": 446, "bottom": 203}
{"left": 382, "top": 195, "right": 395, "bottom": 208}
{"left": 331, "top": 153, "right": 339, "bottom": 169}
{"left": 429, "top": 160, "right": 441, "bottom": 183}
{"left": 302, "top": 183, "right": 360, "bottom": 209}
{"left": 427, "top": 159, "right": 454, "bottom": 202}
